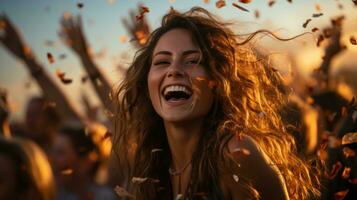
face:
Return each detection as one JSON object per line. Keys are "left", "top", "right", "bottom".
{"left": 148, "top": 28, "right": 214, "bottom": 123}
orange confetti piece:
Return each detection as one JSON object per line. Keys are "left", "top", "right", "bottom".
{"left": 311, "top": 27, "right": 319, "bottom": 32}
{"left": 302, "top": 18, "right": 312, "bottom": 28}
{"left": 350, "top": 36, "right": 357, "bottom": 45}
{"left": 341, "top": 167, "right": 351, "bottom": 179}
{"left": 119, "top": 35, "right": 126, "bottom": 43}
{"left": 215, "top": 0, "right": 226, "bottom": 8}
{"left": 254, "top": 10, "right": 260, "bottom": 18}
{"left": 56, "top": 69, "right": 73, "bottom": 84}
{"left": 47, "top": 52, "right": 54, "bottom": 64}
{"left": 135, "top": 31, "right": 148, "bottom": 45}
{"left": 61, "top": 168, "right": 73, "bottom": 175}
{"left": 203, "top": 0, "right": 210, "bottom": 3}
{"left": 315, "top": 4, "right": 321, "bottom": 12}
{"left": 232, "top": 3, "right": 249, "bottom": 12}
{"left": 239, "top": 0, "right": 251, "bottom": 3}
{"left": 268, "top": 0, "right": 275, "bottom": 7}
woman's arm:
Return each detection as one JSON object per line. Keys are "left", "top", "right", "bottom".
{"left": 59, "top": 15, "right": 114, "bottom": 113}
{"left": 225, "top": 135, "right": 290, "bottom": 200}
{"left": 0, "top": 14, "right": 83, "bottom": 123}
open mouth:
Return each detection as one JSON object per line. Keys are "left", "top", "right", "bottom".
{"left": 162, "top": 85, "right": 193, "bottom": 102}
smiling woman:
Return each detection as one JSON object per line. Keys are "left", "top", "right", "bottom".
{"left": 112, "top": 7, "right": 319, "bottom": 200}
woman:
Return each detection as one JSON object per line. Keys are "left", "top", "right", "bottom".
{"left": 112, "top": 7, "right": 319, "bottom": 199}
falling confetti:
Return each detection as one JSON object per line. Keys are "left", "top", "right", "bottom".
{"left": 119, "top": 35, "right": 127, "bottom": 43}
{"left": 131, "top": 177, "right": 148, "bottom": 184}
{"left": 232, "top": 3, "right": 250, "bottom": 12}
{"left": 350, "top": 36, "right": 357, "bottom": 45}
{"left": 312, "top": 13, "right": 323, "bottom": 18}
{"left": 239, "top": 0, "right": 252, "bottom": 3}
{"left": 268, "top": 0, "right": 275, "bottom": 7}
{"left": 233, "top": 174, "right": 239, "bottom": 182}
{"left": 311, "top": 27, "right": 319, "bottom": 32}
{"left": 47, "top": 52, "right": 54, "bottom": 64}
{"left": 254, "top": 10, "right": 260, "bottom": 18}
{"left": 77, "top": 2, "right": 84, "bottom": 9}
{"left": 203, "top": 0, "right": 210, "bottom": 4}
{"left": 55, "top": 69, "right": 73, "bottom": 84}
{"left": 215, "top": 0, "right": 226, "bottom": 8}
{"left": 136, "top": 6, "right": 150, "bottom": 21}
{"left": 61, "top": 168, "right": 73, "bottom": 175}
{"left": 151, "top": 148, "right": 163, "bottom": 153}
{"left": 302, "top": 18, "right": 312, "bottom": 28}
{"left": 315, "top": 4, "right": 321, "bottom": 11}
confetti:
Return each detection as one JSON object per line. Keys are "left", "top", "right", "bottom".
{"left": 233, "top": 174, "right": 239, "bottom": 182}
{"left": 61, "top": 168, "right": 73, "bottom": 175}
{"left": 135, "top": 31, "right": 148, "bottom": 45}
{"left": 215, "top": 0, "right": 226, "bottom": 8}
{"left": 55, "top": 69, "right": 73, "bottom": 84}
{"left": 151, "top": 148, "right": 163, "bottom": 153}
{"left": 77, "top": 2, "right": 84, "bottom": 9}
{"left": 136, "top": 6, "right": 150, "bottom": 21}
{"left": 131, "top": 177, "right": 148, "bottom": 184}
{"left": 232, "top": 3, "right": 250, "bottom": 12}
{"left": 47, "top": 52, "right": 54, "bottom": 64}
{"left": 315, "top": 4, "right": 321, "bottom": 11}
{"left": 203, "top": 0, "right": 210, "bottom": 4}
{"left": 302, "top": 18, "right": 312, "bottom": 28}
{"left": 311, "top": 27, "right": 319, "bottom": 32}
{"left": 119, "top": 35, "right": 126, "bottom": 43}
{"left": 268, "top": 0, "right": 275, "bottom": 7}
{"left": 239, "top": 0, "right": 252, "bottom": 3}
{"left": 312, "top": 13, "right": 323, "bottom": 18}
{"left": 254, "top": 10, "right": 260, "bottom": 18}
{"left": 350, "top": 36, "right": 357, "bottom": 45}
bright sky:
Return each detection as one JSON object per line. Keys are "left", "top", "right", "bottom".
{"left": 1, "top": 0, "right": 356, "bottom": 120}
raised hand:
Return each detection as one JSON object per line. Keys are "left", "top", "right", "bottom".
{"left": 59, "top": 14, "right": 89, "bottom": 57}
{"left": 0, "top": 14, "right": 33, "bottom": 61}
{"left": 122, "top": 4, "right": 151, "bottom": 48}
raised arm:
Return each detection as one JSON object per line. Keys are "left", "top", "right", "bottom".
{"left": 59, "top": 15, "right": 113, "bottom": 112}
{"left": 0, "top": 14, "right": 83, "bottom": 123}
{"left": 122, "top": 4, "right": 151, "bottom": 48}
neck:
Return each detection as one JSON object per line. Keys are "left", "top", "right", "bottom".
{"left": 164, "top": 118, "right": 203, "bottom": 170}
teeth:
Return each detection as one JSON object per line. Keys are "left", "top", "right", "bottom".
{"left": 163, "top": 85, "right": 192, "bottom": 96}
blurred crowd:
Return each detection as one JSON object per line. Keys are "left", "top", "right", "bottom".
{"left": 0, "top": 4, "right": 356, "bottom": 200}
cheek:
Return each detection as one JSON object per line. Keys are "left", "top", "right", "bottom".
{"left": 147, "top": 70, "right": 161, "bottom": 106}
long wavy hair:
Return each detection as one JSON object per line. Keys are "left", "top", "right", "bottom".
{"left": 113, "top": 7, "right": 319, "bottom": 199}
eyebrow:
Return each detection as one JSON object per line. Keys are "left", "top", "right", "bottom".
{"left": 153, "top": 49, "right": 200, "bottom": 57}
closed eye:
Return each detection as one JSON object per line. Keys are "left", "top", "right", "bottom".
{"left": 154, "top": 61, "right": 170, "bottom": 66}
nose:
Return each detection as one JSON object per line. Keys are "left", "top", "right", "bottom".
{"left": 167, "top": 62, "right": 185, "bottom": 78}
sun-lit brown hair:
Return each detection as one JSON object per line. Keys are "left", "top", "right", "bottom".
{"left": 113, "top": 7, "right": 319, "bottom": 199}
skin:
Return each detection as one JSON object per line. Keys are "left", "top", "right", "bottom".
{"left": 147, "top": 28, "right": 289, "bottom": 199}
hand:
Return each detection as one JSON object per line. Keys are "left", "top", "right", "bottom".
{"left": 122, "top": 4, "right": 151, "bottom": 48}
{"left": 59, "top": 14, "right": 89, "bottom": 57}
{"left": 0, "top": 14, "right": 32, "bottom": 61}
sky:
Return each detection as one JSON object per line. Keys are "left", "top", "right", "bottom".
{"left": 0, "top": 0, "right": 356, "bottom": 120}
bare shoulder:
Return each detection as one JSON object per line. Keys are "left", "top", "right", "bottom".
{"left": 219, "top": 134, "right": 290, "bottom": 200}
